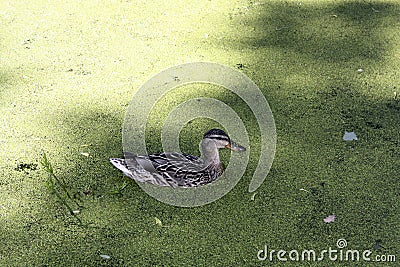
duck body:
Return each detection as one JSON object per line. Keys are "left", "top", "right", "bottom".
{"left": 110, "top": 152, "right": 223, "bottom": 188}
{"left": 110, "top": 129, "right": 245, "bottom": 188}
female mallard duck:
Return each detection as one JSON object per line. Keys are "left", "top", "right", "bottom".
{"left": 110, "top": 129, "right": 245, "bottom": 188}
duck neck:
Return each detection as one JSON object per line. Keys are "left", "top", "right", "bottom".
{"left": 200, "top": 139, "right": 220, "bottom": 166}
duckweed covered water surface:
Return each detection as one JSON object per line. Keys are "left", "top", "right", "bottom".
{"left": 0, "top": 0, "right": 399, "bottom": 266}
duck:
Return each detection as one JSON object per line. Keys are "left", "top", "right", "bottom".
{"left": 110, "top": 128, "right": 246, "bottom": 188}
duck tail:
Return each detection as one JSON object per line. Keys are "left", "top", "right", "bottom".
{"left": 109, "top": 158, "right": 134, "bottom": 178}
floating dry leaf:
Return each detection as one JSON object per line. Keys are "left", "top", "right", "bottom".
{"left": 100, "top": 254, "right": 110, "bottom": 259}
{"left": 250, "top": 192, "right": 258, "bottom": 201}
{"left": 80, "top": 152, "right": 90, "bottom": 157}
{"left": 80, "top": 144, "right": 92, "bottom": 147}
{"left": 299, "top": 188, "right": 310, "bottom": 193}
{"left": 323, "top": 214, "right": 336, "bottom": 223}
{"left": 343, "top": 131, "right": 358, "bottom": 141}
{"left": 155, "top": 217, "right": 163, "bottom": 227}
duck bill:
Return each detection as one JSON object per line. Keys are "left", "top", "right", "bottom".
{"left": 225, "top": 140, "right": 246, "bottom": 152}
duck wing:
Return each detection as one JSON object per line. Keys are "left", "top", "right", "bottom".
{"left": 124, "top": 152, "right": 214, "bottom": 187}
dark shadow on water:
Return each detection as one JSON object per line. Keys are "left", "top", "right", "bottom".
{"left": 222, "top": 0, "right": 400, "bottom": 248}
{"left": 227, "top": 1, "right": 399, "bottom": 63}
